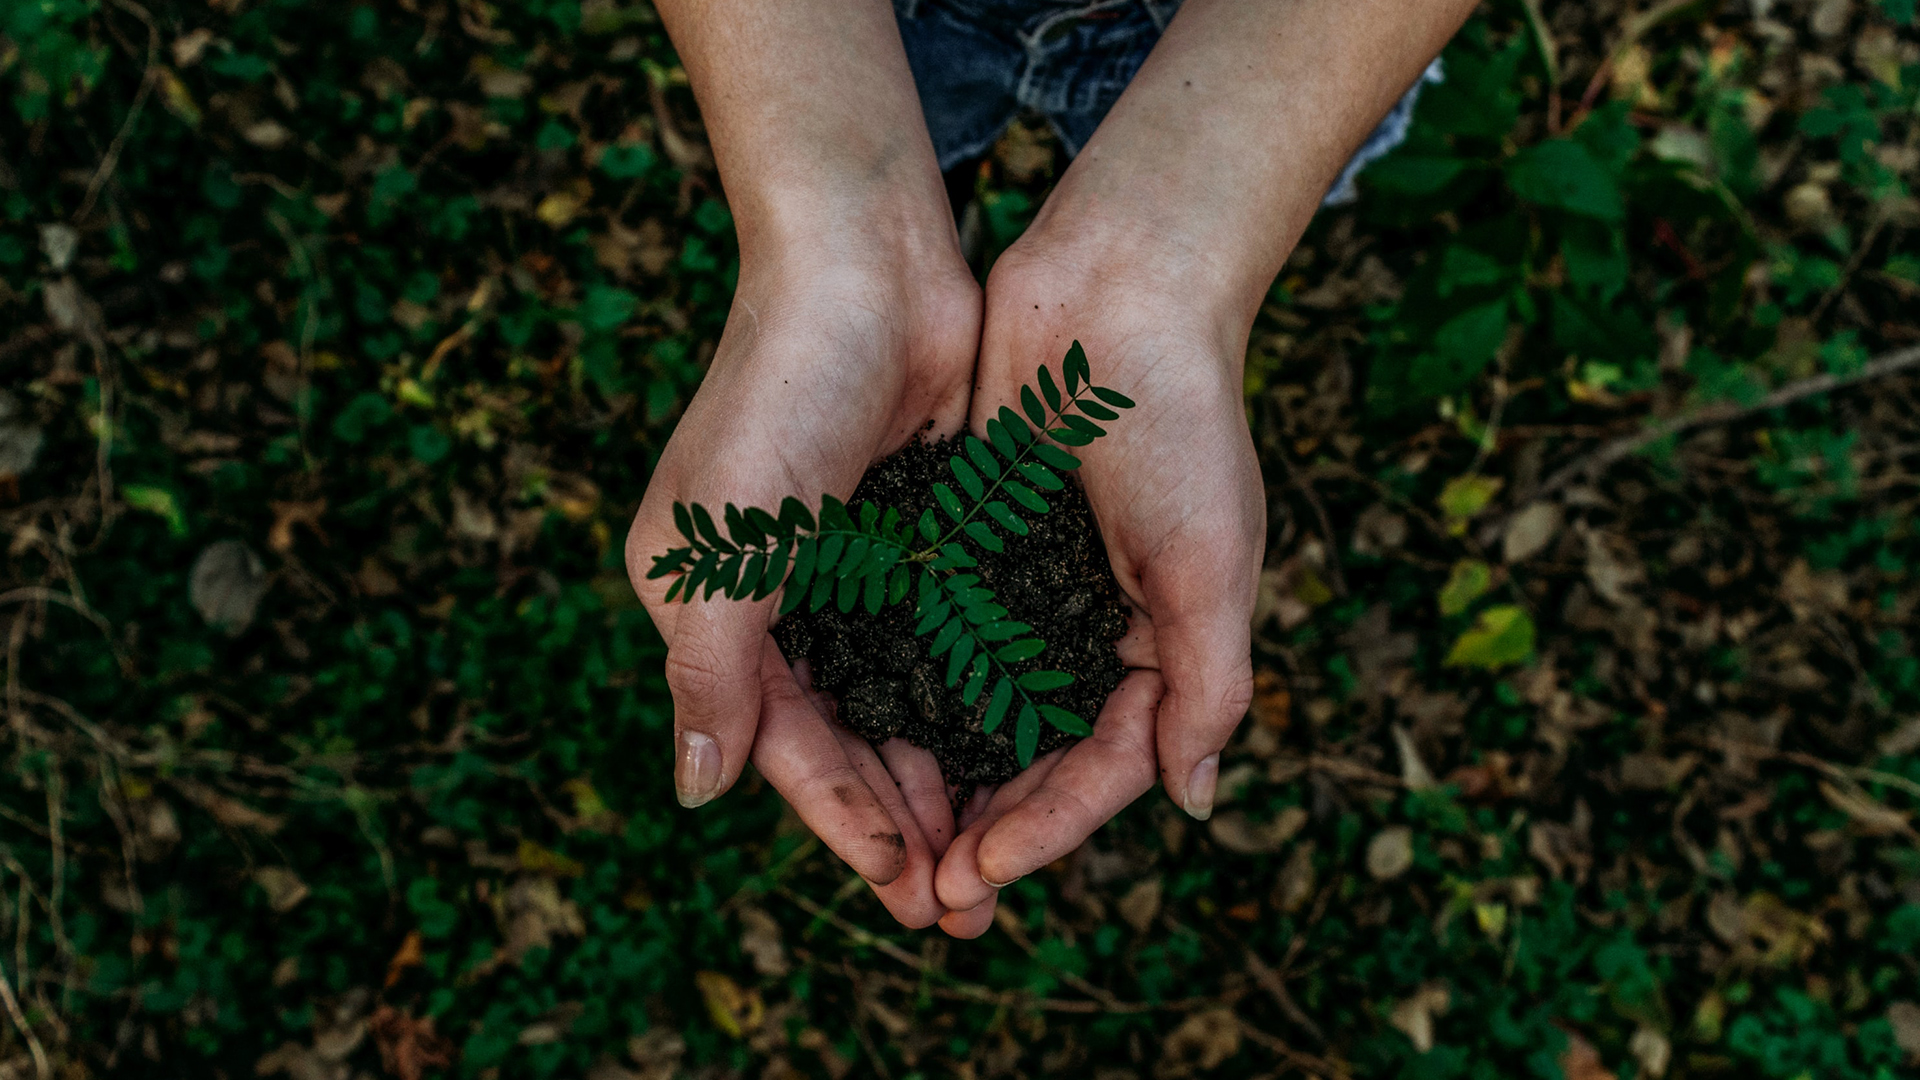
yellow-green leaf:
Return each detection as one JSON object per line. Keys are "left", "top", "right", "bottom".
{"left": 1438, "top": 559, "right": 1493, "bottom": 616}
{"left": 124, "top": 485, "right": 187, "bottom": 537}
{"left": 1437, "top": 474, "right": 1503, "bottom": 536}
{"left": 1444, "top": 605, "right": 1535, "bottom": 669}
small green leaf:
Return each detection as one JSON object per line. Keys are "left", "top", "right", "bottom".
{"left": 663, "top": 576, "right": 685, "bottom": 603}
{"left": 888, "top": 564, "right": 909, "bottom": 606}
{"left": 808, "top": 572, "right": 833, "bottom": 611}
{"left": 999, "top": 406, "right": 1036, "bottom": 445}
{"left": 746, "top": 506, "right": 782, "bottom": 538}
{"left": 995, "top": 639, "right": 1045, "bottom": 663}
{"left": 917, "top": 507, "right": 940, "bottom": 542}
{"left": 931, "top": 616, "right": 966, "bottom": 656}
{"left": 1039, "top": 705, "right": 1091, "bottom": 736}
{"left": 779, "top": 496, "right": 815, "bottom": 531}
{"left": 1015, "top": 704, "right": 1039, "bottom": 766}
{"left": 646, "top": 548, "right": 692, "bottom": 580}
{"left": 790, "top": 537, "right": 818, "bottom": 591}
{"left": 819, "top": 494, "right": 851, "bottom": 530}
{"left": 984, "top": 501, "right": 1029, "bottom": 536}
{"left": 1004, "top": 482, "right": 1050, "bottom": 514}
{"left": 840, "top": 537, "right": 871, "bottom": 575}
{"left": 962, "top": 660, "right": 989, "bottom": 706}
{"left": 1437, "top": 474, "right": 1504, "bottom": 536}
{"left": 966, "top": 436, "right": 1001, "bottom": 479}
{"left": 858, "top": 501, "right": 880, "bottom": 531}
{"left": 755, "top": 541, "right": 791, "bottom": 600}
{"left": 964, "top": 521, "right": 1004, "bottom": 553}
{"left": 1438, "top": 559, "right": 1493, "bottom": 616}
{"left": 778, "top": 581, "right": 806, "bottom": 615}
{"left": 915, "top": 598, "right": 949, "bottom": 636}
{"left": 817, "top": 534, "right": 846, "bottom": 575}
{"left": 983, "top": 678, "right": 1014, "bottom": 733}
{"left": 946, "top": 634, "right": 974, "bottom": 686}
{"left": 1021, "top": 386, "right": 1048, "bottom": 429}
{"left": 1060, "top": 414, "right": 1104, "bottom": 438}
{"left": 1048, "top": 426, "right": 1095, "bottom": 447}
{"left": 1030, "top": 443, "right": 1081, "bottom": 471}
{"left": 1091, "top": 386, "right": 1136, "bottom": 409}
{"left": 673, "top": 502, "right": 696, "bottom": 543}
{"left": 1444, "top": 605, "right": 1536, "bottom": 669}
{"left": 1076, "top": 399, "right": 1119, "bottom": 421}
{"left": 1017, "top": 670, "right": 1074, "bottom": 692}
{"left": 950, "top": 457, "right": 985, "bottom": 501}
{"left": 724, "top": 503, "right": 760, "bottom": 547}
{"left": 863, "top": 567, "right": 884, "bottom": 614}
{"left": 1017, "top": 462, "right": 1065, "bottom": 491}
{"left": 987, "top": 419, "right": 1017, "bottom": 459}
{"left": 934, "top": 483, "right": 964, "bottom": 522}
{"left": 691, "top": 504, "right": 732, "bottom": 552}
{"left": 1064, "top": 341, "right": 1090, "bottom": 387}
{"left": 977, "top": 620, "right": 1033, "bottom": 642}
{"left": 739, "top": 552, "right": 767, "bottom": 596}
{"left": 1038, "top": 366, "right": 1062, "bottom": 412}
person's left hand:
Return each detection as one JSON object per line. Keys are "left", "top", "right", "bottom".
{"left": 929, "top": 227, "right": 1266, "bottom": 937}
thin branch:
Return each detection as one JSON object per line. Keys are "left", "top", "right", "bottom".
{"left": 1536, "top": 343, "right": 1920, "bottom": 500}
{"left": 0, "top": 955, "right": 51, "bottom": 1080}
{"left": 75, "top": 0, "right": 160, "bottom": 223}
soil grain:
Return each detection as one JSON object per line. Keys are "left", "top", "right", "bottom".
{"left": 773, "top": 436, "right": 1129, "bottom": 787}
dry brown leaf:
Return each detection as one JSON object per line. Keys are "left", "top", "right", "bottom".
{"left": 1888, "top": 1001, "right": 1920, "bottom": 1057}
{"left": 268, "top": 499, "right": 327, "bottom": 553}
{"left": 384, "top": 930, "right": 423, "bottom": 988}
{"left": 1819, "top": 781, "right": 1912, "bottom": 837}
{"left": 254, "top": 867, "right": 310, "bottom": 913}
{"left": 1210, "top": 807, "right": 1309, "bottom": 856}
{"left": 1154, "top": 1008, "right": 1241, "bottom": 1077}
{"left": 1389, "top": 982, "right": 1451, "bottom": 1053}
{"left": 737, "top": 907, "right": 789, "bottom": 978}
{"left": 1559, "top": 1029, "right": 1614, "bottom": 1080}
{"left": 1367, "top": 825, "right": 1415, "bottom": 880}
{"left": 190, "top": 540, "right": 270, "bottom": 634}
{"left": 369, "top": 1005, "right": 454, "bottom": 1080}
{"left": 1629, "top": 1027, "right": 1671, "bottom": 1078}
{"left": 1117, "top": 876, "right": 1164, "bottom": 932}
{"left": 1503, "top": 502, "right": 1562, "bottom": 563}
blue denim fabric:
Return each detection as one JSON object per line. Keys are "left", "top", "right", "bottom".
{"left": 894, "top": 0, "right": 1442, "bottom": 206}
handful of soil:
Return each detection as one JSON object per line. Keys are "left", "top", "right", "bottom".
{"left": 773, "top": 436, "right": 1129, "bottom": 787}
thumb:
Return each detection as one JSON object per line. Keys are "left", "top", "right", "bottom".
{"left": 660, "top": 598, "right": 768, "bottom": 808}
{"left": 1147, "top": 568, "right": 1256, "bottom": 822}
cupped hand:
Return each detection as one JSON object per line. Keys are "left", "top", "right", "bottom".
{"left": 625, "top": 245, "right": 980, "bottom": 928}
{"left": 932, "top": 238, "right": 1265, "bottom": 931}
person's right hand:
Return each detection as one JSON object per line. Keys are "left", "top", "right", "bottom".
{"left": 624, "top": 232, "right": 981, "bottom": 928}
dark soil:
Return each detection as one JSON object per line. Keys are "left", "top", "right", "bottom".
{"left": 772, "top": 436, "right": 1130, "bottom": 788}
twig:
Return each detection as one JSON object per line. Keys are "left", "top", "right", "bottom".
{"left": 0, "top": 955, "right": 51, "bottom": 1080}
{"left": 1246, "top": 948, "right": 1326, "bottom": 1046}
{"left": 0, "top": 587, "right": 130, "bottom": 675}
{"left": 1273, "top": 447, "right": 1347, "bottom": 598}
{"left": 1810, "top": 207, "right": 1893, "bottom": 326}
{"left": 1535, "top": 344, "right": 1920, "bottom": 500}
{"left": 1518, "top": 0, "right": 1560, "bottom": 132}
{"left": 1698, "top": 736, "right": 1920, "bottom": 803}
{"left": 75, "top": 0, "right": 160, "bottom": 223}
{"left": 1235, "top": 1018, "right": 1351, "bottom": 1080}
{"left": 779, "top": 887, "right": 1197, "bottom": 1014}
{"left": 1569, "top": 0, "right": 1705, "bottom": 126}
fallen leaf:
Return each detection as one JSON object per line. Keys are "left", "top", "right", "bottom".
{"left": 1888, "top": 1001, "right": 1920, "bottom": 1057}
{"left": 1367, "top": 825, "right": 1415, "bottom": 880}
{"left": 694, "top": 971, "right": 763, "bottom": 1037}
{"left": 384, "top": 930, "right": 423, "bottom": 988}
{"left": 369, "top": 1005, "right": 455, "bottom": 1080}
{"left": 1559, "top": 1028, "right": 1614, "bottom": 1080}
{"left": 0, "top": 391, "right": 46, "bottom": 478}
{"left": 1389, "top": 982, "right": 1450, "bottom": 1053}
{"left": 254, "top": 866, "right": 310, "bottom": 912}
{"left": 1503, "top": 502, "right": 1561, "bottom": 563}
{"left": 1117, "top": 876, "right": 1163, "bottom": 932}
{"left": 1438, "top": 559, "right": 1492, "bottom": 616}
{"left": 1629, "top": 1027, "right": 1671, "bottom": 1078}
{"left": 1154, "top": 1007, "right": 1241, "bottom": 1077}
{"left": 1209, "top": 806, "right": 1309, "bottom": 855}
{"left": 737, "top": 907, "right": 789, "bottom": 978}
{"left": 190, "top": 540, "right": 270, "bottom": 634}
{"left": 1248, "top": 669, "right": 1290, "bottom": 729}
{"left": 1392, "top": 725, "right": 1438, "bottom": 790}
{"left": 1271, "top": 840, "right": 1317, "bottom": 914}
{"left": 269, "top": 499, "right": 327, "bottom": 553}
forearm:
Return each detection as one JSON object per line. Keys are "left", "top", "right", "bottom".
{"left": 655, "top": 0, "right": 955, "bottom": 262}
{"left": 1027, "top": 0, "right": 1477, "bottom": 325}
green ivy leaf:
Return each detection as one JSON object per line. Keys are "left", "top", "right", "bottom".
{"left": 1438, "top": 559, "right": 1492, "bottom": 616}
{"left": 1444, "top": 605, "right": 1537, "bottom": 669}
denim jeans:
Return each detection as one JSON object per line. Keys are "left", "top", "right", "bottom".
{"left": 894, "top": 0, "right": 1442, "bottom": 206}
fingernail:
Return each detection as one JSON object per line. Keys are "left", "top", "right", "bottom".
{"left": 982, "top": 874, "right": 1020, "bottom": 889}
{"left": 675, "top": 730, "right": 722, "bottom": 808}
{"left": 1183, "top": 753, "right": 1219, "bottom": 821}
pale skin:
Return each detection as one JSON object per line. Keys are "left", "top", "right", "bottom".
{"left": 625, "top": 0, "right": 1479, "bottom": 935}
